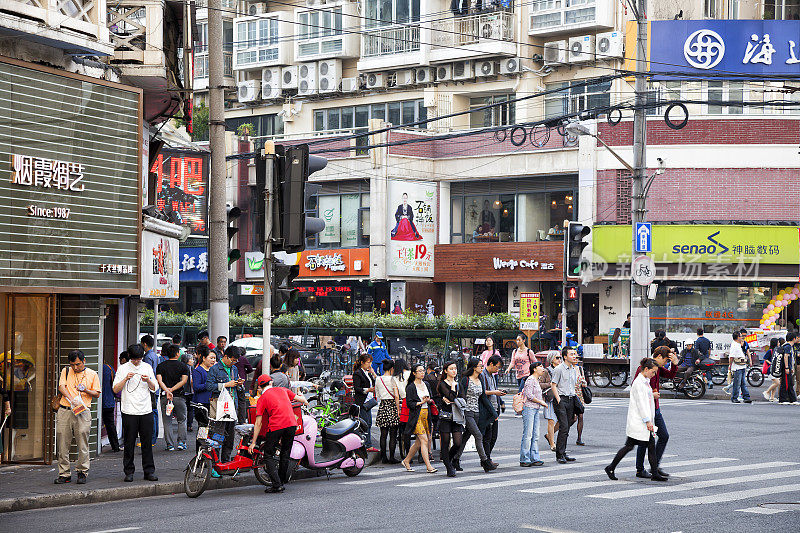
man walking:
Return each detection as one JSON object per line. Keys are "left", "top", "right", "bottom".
{"left": 140, "top": 335, "right": 161, "bottom": 446}
{"left": 367, "top": 332, "right": 389, "bottom": 376}
{"left": 480, "top": 355, "right": 506, "bottom": 465}
{"left": 207, "top": 345, "right": 244, "bottom": 462}
{"left": 156, "top": 343, "right": 191, "bottom": 451}
{"left": 775, "top": 333, "right": 798, "bottom": 404}
{"left": 694, "top": 328, "right": 713, "bottom": 389}
{"left": 101, "top": 354, "right": 122, "bottom": 453}
{"left": 727, "top": 331, "right": 752, "bottom": 404}
{"left": 113, "top": 344, "right": 158, "bottom": 482}
{"left": 550, "top": 347, "right": 580, "bottom": 464}
{"left": 55, "top": 350, "right": 101, "bottom": 484}
{"left": 232, "top": 345, "right": 253, "bottom": 422}
{"left": 634, "top": 346, "right": 678, "bottom": 479}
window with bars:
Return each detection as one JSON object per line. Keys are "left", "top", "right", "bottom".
{"left": 616, "top": 170, "right": 631, "bottom": 224}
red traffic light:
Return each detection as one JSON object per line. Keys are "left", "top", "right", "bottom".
{"left": 565, "top": 285, "right": 578, "bottom": 300}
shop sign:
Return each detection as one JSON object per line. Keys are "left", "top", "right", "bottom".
{"left": 100, "top": 264, "right": 134, "bottom": 274}
{"left": 386, "top": 179, "right": 437, "bottom": 278}
{"left": 180, "top": 247, "right": 208, "bottom": 282}
{"left": 11, "top": 154, "right": 85, "bottom": 192}
{"left": 492, "top": 258, "right": 556, "bottom": 271}
{"left": 593, "top": 225, "right": 799, "bottom": 265}
{"left": 390, "top": 282, "right": 406, "bottom": 314}
{"left": 245, "top": 251, "right": 266, "bottom": 279}
{"left": 305, "top": 253, "right": 345, "bottom": 272}
{"left": 519, "top": 292, "right": 540, "bottom": 331}
{"left": 141, "top": 230, "right": 179, "bottom": 299}
{"left": 298, "top": 248, "right": 369, "bottom": 278}
{"left": 240, "top": 284, "right": 264, "bottom": 296}
{"left": 298, "top": 285, "right": 352, "bottom": 297}
{"left": 152, "top": 149, "right": 209, "bottom": 236}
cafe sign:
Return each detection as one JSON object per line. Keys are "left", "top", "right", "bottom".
{"left": 493, "top": 258, "right": 556, "bottom": 271}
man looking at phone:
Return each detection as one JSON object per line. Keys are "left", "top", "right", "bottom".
{"left": 206, "top": 345, "right": 244, "bottom": 461}
{"left": 480, "top": 355, "right": 506, "bottom": 465}
{"left": 113, "top": 344, "right": 159, "bottom": 482}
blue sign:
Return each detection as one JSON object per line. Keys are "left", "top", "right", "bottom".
{"left": 635, "top": 223, "right": 652, "bottom": 253}
{"left": 650, "top": 20, "right": 800, "bottom": 78}
{"left": 179, "top": 247, "right": 208, "bottom": 282}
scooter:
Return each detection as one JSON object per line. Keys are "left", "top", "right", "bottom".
{"left": 284, "top": 404, "right": 367, "bottom": 480}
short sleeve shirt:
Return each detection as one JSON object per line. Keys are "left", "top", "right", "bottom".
{"left": 255, "top": 387, "right": 297, "bottom": 435}
{"left": 156, "top": 359, "right": 190, "bottom": 395}
{"left": 550, "top": 362, "right": 578, "bottom": 397}
{"left": 59, "top": 366, "right": 100, "bottom": 408}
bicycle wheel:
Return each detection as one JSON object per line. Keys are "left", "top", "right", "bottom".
{"left": 590, "top": 367, "right": 611, "bottom": 388}
{"left": 184, "top": 455, "right": 213, "bottom": 498}
{"left": 610, "top": 369, "right": 628, "bottom": 387}
{"left": 253, "top": 458, "right": 271, "bottom": 486}
{"left": 711, "top": 366, "right": 727, "bottom": 385}
{"left": 747, "top": 367, "right": 764, "bottom": 388}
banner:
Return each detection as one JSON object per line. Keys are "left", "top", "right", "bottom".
{"left": 151, "top": 149, "right": 209, "bottom": 236}
{"left": 319, "top": 195, "right": 341, "bottom": 244}
{"left": 390, "top": 282, "right": 406, "bottom": 314}
{"left": 519, "top": 292, "right": 540, "bottom": 331}
{"left": 141, "top": 231, "right": 179, "bottom": 299}
{"left": 386, "top": 179, "right": 437, "bottom": 278}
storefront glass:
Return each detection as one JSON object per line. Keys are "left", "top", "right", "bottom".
{"left": 1, "top": 294, "right": 55, "bottom": 463}
{"left": 650, "top": 283, "right": 772, "bottom": 334}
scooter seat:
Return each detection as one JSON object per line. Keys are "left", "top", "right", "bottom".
{"left": 234, "top": 423, "right": 255, "bottom": 437}
{"left": 321, "top": 418, "right": 357, "bottom": 440}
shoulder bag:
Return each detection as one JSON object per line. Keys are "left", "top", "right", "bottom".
{"left": 51, "top": 368, "right": 67, "bottom": 412}
{"left": 512, "top": 391, "right": 525, "bottom": 414}
{"left": 578, "top": 366, "right": 592, "bottom": 404}
{"left": 399, "top": 399, "right": 409, "bottom": 423}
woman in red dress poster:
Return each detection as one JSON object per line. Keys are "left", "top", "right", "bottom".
{"left": 390, "top": 193, "right": 422, "bottom": 241}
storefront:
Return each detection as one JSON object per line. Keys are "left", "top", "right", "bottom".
{"left": 0, "top": 58, "right": 142, "bottom": 463}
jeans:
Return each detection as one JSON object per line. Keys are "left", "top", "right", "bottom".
{"left": 459, "top": 411, "right": 487, "bottom": 461}
{"left": 151, "top": 407, "right": 159, "bottom": 446}
{"left": 730, "top": 368, "right": 750, "bottom": 401}
{"left": 359, "top": 404, "right": 373, "bottom": 448}
{"left": 636, "top": 408, "right": 668, "bottom": 471}
{"left": 554, "top": 396, "right": 577, "bottom": 458}
{"left": 520, "top": 406, "right": 541, "bottom": 463}
{"left": 517, "top": 378, "right": 526, "bottom": 393}
{"left": 102, "top": 406, "right": 120, "bottom": 451}
{"left": 610, "top": 436, "right": 657, "bottom": 473}
{"left": 482, "top": 418, "right": 498, "bottom": 458}
{"left": 122, "top": 413, "right": 155, "bottom": 476}
{"left": 159, "top": 395, "right": 187, "bottom": 448}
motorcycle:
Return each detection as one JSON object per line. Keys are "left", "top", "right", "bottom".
{"left": 660, "top": 370, "right": 706, "bottom": 399}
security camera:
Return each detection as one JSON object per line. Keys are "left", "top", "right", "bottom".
{"left": 655, "top": 157, "right": 666, "bottom": 175}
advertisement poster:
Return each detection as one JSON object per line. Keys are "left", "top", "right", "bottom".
{"left": 386, "top": 179, "right": 437, "bottom": 277}
{"left": 141, "top": 231, "right": 180, "bottom": 299}
{"left": 390, "top": 282, "right": 406, "bottom": 314}
{"left": 151, "top": 149, "right": 209, "bottom": 236}
{"left": 519, "top": 292, "right": 540, "bottom": 331}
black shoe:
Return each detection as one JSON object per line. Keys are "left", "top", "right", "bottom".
{"left": 54, "top": 476, "right": 71, "bottom": 484}
{"left": 731, "top": 399, "right": 741, "bottom": 404}
{"left": 743, "top": 399, "right": 752, "bottom": 404}
{"left": 110, "top": 448, "right": 121, "bottom": 453}
{"left": 77, "top": 472, "right": 87, "bottom": 484}
{"left": 564, "top": 455, "right": 576, "bottom": 462}
{"left": 124, "top": 474, "right": 134, "bottom": 482}
{"left": 388, "top": 457, "right": 401, "bottom": 464}
{"left": 651, "top": 473, "right": 669, "bottom": 482}
{"left": 265, "top": 485, "right": 285, "bottom": 493}
{"left": 656, "top": 468, "right": 670, "bottom": 478}
{"left": 481, "top": 459, "right": 497, "bottom": 472}
{"left": 453, "top": 459, "right": 463, "bottom": 472}
{"left": 520, "top": 462, "right": 532, "bottom": 467}
{"left": 381, "top": 455, "right": 391, "bottom": 464}
{"left": 575, "top": 440, "right": 585, "bottom": 446}
{"left": 604, "top": 465, "right": 617, "bottom": 480}
{"left": 636, "top": 469, "right": 652, "bottom": 479}
{"left": 556, "top": 457, "right": 567, "bottom": 464}
{"left": 144, "top": 474, "right": 159, "bottom": 481}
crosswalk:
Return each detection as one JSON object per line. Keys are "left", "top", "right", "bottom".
{"left": 584, "top": 398, "right": 714, "bottom": 409}
{"left": 347, "top": 452, "right": 800, "bottom": 515}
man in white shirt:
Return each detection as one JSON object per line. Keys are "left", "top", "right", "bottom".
{"left": 727, "top": 331, "right": 752, "bottom": 404}
{"left": 113, "top": 344, "right": 159, "bottom": 482}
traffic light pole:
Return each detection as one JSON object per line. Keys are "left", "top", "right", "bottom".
{"left": 262, "top": 146, "right": 275, "bottom": 377}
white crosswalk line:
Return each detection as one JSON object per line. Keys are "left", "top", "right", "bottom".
{"left": 359, "top": 453, "right": 521, "bottom": 476}
{"left": 396, "top": 452, "right": 612, "bottom": 488}
{"left": 661, "top": 483, "right": 800, "bottom": 506}
{"left": 522, "top": 480, "right": 633, "bottom": 493}
{"left": 587, "top": 461, "right": 796, "bottom": 500}
{"left": 349, "top": 453, "right": 522, "bottom": 483}
{"left": 459, "top": 456, "right": 723, "bottom": 491}
{"left": 604, "top": 469, "right": 800, "bottom": 504}
{"left": 736, "top": 507, "right": 791, "bottom": 515}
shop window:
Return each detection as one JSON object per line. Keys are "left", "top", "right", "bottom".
{"left": 306, "top": 191, "right": 370, "bottom": 249}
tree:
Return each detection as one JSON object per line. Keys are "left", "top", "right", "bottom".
{"left": 192, "top": 103, "right": 209, "bottom": 142}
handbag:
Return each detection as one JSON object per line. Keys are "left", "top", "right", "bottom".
{"left": 581, "top": 385, "right": 593, "bottom": 405}
{"left": 399, "top": 399, "right": 409, "bottom": 423}
{"left": 573, "top": 395, "right": 585, "bottom": 415}
{"left": 363, "top": 397, "right": 378, "bottom": 411}
{"left": 429, "top": 401, "right": 439, "bottom": 417}
{"left": 51, "top": 368, "right": 67, "bottom": 412}
{"left": 512, "top": 392, "right": 525, "bottom": 414}
{"left": 438, "top": 408, "right": 453, "bottom": 421}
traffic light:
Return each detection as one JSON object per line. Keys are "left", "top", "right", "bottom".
{"left": 564, "top": 282, "right": 579, "bottom": 314}
{"left": 565, "top": 221, "right": 591, "bottom": 280}
{"left": 226, "top": 205, "right": 241, "bottom": 266}
{"left": 278, "top": 145, "right": 327, "bottom": 253}
{"left": 272, "top": 260, "right": 299, "bottom": 314}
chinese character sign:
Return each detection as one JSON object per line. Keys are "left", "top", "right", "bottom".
{"left": 179, "top": 247, "right": 208, "bottom": 282}
{"left": 11, "top": 154, "right": 85, "bottom": 191}
{"left": 141, "top": 231, "right": 180, "bottom": 299}
{"left": 387, "top": 179, "right": 437, "bottom": 278}
{"left": 651, "top": 20, "right": 800, "bottom": 78}
{"left": 151, "top": 149, "right": 209, "bottom": 235}
{"left": 519, "top": 292, "right": 540, "bottom": 331}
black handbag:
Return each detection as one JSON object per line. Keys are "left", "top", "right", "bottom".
{"left": 573, "top": 395, "right": 585, "bottom": 415}
{"left": 438, "top": 409, "right": 453, "bottom": 421}
{"left": 581, "top": 386, "right": 593, "bottom": 405}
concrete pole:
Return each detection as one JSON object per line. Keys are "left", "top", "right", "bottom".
{"left": 262, "top": 146, "right": 275, "bottom": 377}
{"left": 207, "top": 0, "right": 229, "bottom": 341}
{"left": 629, "top": 0, "right": 650, "bottom": 381}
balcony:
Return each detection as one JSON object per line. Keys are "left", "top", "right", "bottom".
{"left": 528, "top": 0, "right": 614, "bottom": 36}
{"left": 357, "top": 23, "right": 422, "bottom": 71}
{"left": 430, "top": 11, "right": 516, "bottom": 63}
{"left": 232, "top": 12, "right": 293, "bottom": 72}
{"left": 193, "top": 46, "right": 233, "bottom": 90}
{"left": 295, "top": 1, "right": 360, "bottom": 61}
{"left": 0, "top": 0, "right": 113, "bottom": 55}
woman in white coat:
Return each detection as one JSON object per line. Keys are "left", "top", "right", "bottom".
{"left": 604, "top": 358, "right": 668, "bottom": 482}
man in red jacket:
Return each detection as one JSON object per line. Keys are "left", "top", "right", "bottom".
{"left": 634, "top": 345, "right": 679, "bottom": 479}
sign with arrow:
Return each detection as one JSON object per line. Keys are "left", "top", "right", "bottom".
{"left": 635, "top": 222, "right": 652, "bottom": 253}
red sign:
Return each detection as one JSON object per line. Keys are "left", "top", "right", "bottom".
{"left": 298, "top": 248, "right": 369, "bottom": 278}
{"left": 151, "top": 149, "right": 209, "bottom": 235}
{"left": 297, "top": 286, "right": 352, "bottom": 297}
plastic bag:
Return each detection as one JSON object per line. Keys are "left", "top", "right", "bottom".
{"left": 215, "top": 387, "right": 238, "bottom": 422}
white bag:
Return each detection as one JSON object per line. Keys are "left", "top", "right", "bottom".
{"left": 215, "top": 387, "right": 238, "bottom": 422}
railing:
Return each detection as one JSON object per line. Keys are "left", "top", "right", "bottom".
{"left": 362, "top": 23, "right": 420, "bottom": 57}
{"left": 193, "top": 51, "right": 233, "bottom": 79}
{"left": 432, "top": 11, "right": 514, "bottom": 48}
{"left": 3, "top": 0, "right": 108, "bottom": 43}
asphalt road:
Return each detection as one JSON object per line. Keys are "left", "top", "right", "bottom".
{"left": 3, "top": 398, "right": 798, "bottom": 533}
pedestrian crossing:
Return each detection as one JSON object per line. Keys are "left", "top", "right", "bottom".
{"left": 584, "top": 398, "right": 714, "bottom": 409}
{"left": 350, "top": 453, "right": 800, "bottom": 514}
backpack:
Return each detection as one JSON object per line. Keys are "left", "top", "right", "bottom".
{"left": 512, "top": 391, "right": 525, "bottom": 414}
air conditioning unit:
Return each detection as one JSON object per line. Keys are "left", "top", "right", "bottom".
{"left": 452, "top": 60, "right": 474, "bottom": 80}
{"left": 543, "top": 40, "right": 567, "bottom": 65}
{"left": 262, "top": 67, "right": 282, "bottom": 99}
{"left": 475, "top": 60, "right": 496, "bottom": 77}
{"left": 365, "top": 72, "right": 387, "bottom": 89}
{"left": 237, "top": 80, "right": 260, "bottom": 103}
{"left": 396, "top": 69, "right": 415, "bottom": 86}
{"left": 569, "top": 35, "right": 595, "bottom": 63}
{"left": 298, "top": 62, "right": 317, "bottom": 95}
{"left": 499, "top": 57, "right": 524, "bottom": 75}
{"left": 479, "top": 19, "right": 506, "bottom": 40}
{"left": 281, "top": 65, "right": 298, "bottom": 89}
{"left": 414, "top": 67, "right": 433, "bottom": 84}
{"left": 341, "top": 77, "right": 360, "bottom": 92}
{"left": 596, "top": 31, "right": 624, "bottom": 59}
{"left": 248, "top": 2, "right": 267, "bottom": 15}
{"left": 435, "top": 64, "right": 452, "bottom": 82}
{"left": 317, "top": 59, "right": 342, "bottom": 93}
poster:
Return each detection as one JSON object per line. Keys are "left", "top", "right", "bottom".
{"left": 151, "top": 149, "right": 209, "bottom": 236}
{"left": 519, "top": 292, "right": 540, "bottom": 331}
{"left": 386, "top": 179, "right": 437, "bottom": 277}
{"left": 341, "top": 194, "right": 360, "bottom": 247}
{"left": 319, "top": 195, "right": 340, "bottom": 244}
{"left": 141, "top": 230, "right": 180, "bottom": 299}
{"left": 390, "top": 282, "right": 406, "bottom": 314}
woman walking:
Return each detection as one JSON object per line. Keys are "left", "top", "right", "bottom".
{"left": 400, "top": 364, "right": 437, "bottom": 473}
{"left": 480, "top": 336, "right": 502, "bottom": 367}
{"left": 762, "top": 338, "right": 780, "bottom": 402}
{"left": 574, "top": 359, "right": 587, "bottom": 446}
{"left": 541, "top": 352, "right": 560, "bottom": 451}
{"left": 353, "top": 353, "right": 378, "bottom": 452}
{"left": 284, "top": 351, "right": 302, "bottom": 384}
{"left": 394, "top": 358, "right": 411, "bottom": 457}
{"left": 375, "top": 359, "right": 401, "bottom": 464}
{"left": 520, "top": 362, "right": 547, "bottom": 467}
{"left": 604, "top": 358, "right": 667, "bottom": 482}
{"left": 436, "top": 360, "right": 464, "bottom": 477}
{"left": 506, "top": 335, "right": 536, "bottom": 393}
{"left": 456, "top": 358, "right": 497, "bottom": 472}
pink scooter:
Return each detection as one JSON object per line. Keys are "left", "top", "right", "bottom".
{"left": 286, "top": 405, "right": 367, "bottom": 480}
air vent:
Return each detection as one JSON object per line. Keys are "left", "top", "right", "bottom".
{"left": 281, "top": 66, "right": 298, "bottom": 89}
{"left": 452, "top": 61, "right": 473, "bottom": 80}
{"left": 435, "top": 64, "right": 452, "bottom": 82}
{"left": 475, "top": 60, "right": 496, "bottom": 77}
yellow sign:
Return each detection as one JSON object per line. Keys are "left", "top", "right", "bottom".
{"left": 593, "top": 225, "right": 799, "bottom": 265}
{"left": 519, "top": 292, "right": 540, "bottom": 331}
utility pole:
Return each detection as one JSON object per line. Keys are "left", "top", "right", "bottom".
{"left": 261, "top": 144, "right": 275, "bottom": 377}
{"left": 207, "top": 0, "right": 229, "bottom": 342}
{"left": 629, "top": 0, "right": 649, "bottom": 380}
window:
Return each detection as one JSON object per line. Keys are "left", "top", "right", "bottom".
{"left": 234, "top": 16, "right": 280, "bottom": 67}
{"left": 297, "top": 7, "right": 344, "bottom": 58}
{"left": 224, "top": 115, "right": 283, "bottom": 149}
{"left": 530, "top": 0, "right": 601, "bottom": 33}
{"left": 305, "top": 188, "right": 370, "bottom": 249}
{"left": 706, "top": 81, "right": 744, "bottom": 114}
{"left": 764, "top": 0, "right": 800, "bottom": 20}
{"left": 313, "top": 99, "right": 426, "bottom": 131}
{"left": 704, "top": 0, "right": 717, "bottom": 18}
{"left": 364, "top": 0, "right": 421, "bottom": 28}
{"left": 469, "top": 94, "right": 515, "bottom": 128}
{"left": 544, "top": 79, "right": 610, "bottom": 119}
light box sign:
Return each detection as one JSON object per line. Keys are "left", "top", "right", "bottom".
{"left": 0, "top": 61, "right": 140, "bottom": 292}
{"left": 180, "top": 246, "right": 208, "bottom": 282}
{"left": 151, "top": 149, "right": 209, "bottom": 236}
{"left": 141, "top": 231, "right": 179, "bottom": 299}
{"left": 386, "top": 179, "right": 437, "bottom": 278}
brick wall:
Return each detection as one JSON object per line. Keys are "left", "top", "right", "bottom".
{"left": 598, "top": 118, "right": 800, "bottom": 146}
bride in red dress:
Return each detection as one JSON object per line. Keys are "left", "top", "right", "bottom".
{"left": 390, "top": 193, "right": 422, "bottom": 241}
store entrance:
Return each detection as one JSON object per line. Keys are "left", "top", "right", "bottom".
{"left": 581, "top": 293, "right": 599, "bottom": 343}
